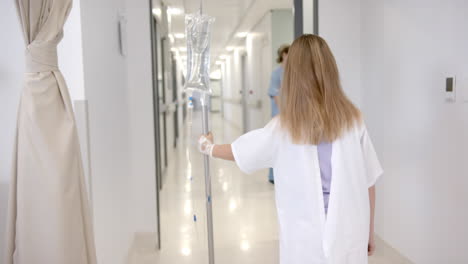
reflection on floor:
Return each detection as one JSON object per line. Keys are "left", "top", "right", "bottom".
{"left": 128, "top": 114, "right": 412, "bottom": 264}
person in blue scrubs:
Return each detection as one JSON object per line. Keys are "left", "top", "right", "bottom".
{"left": 267, "top": 44, "right": 289, "bottom": 184}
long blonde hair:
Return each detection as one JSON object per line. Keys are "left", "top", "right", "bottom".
{"left": 280, "top": 34, "right": 361, "bottom": 144}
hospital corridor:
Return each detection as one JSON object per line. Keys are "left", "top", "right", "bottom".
{"left": 1, "top": 0, "right": 467, "bottom": 264}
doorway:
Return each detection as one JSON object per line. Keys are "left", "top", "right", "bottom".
{"left": 150, "top": 15, "right": 165, "bottom": 250}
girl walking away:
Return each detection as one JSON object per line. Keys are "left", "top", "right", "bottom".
{"left": 198, "top": 34, "right": 383, "bottom": 264}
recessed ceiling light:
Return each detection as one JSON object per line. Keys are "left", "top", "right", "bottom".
{"left": 168, "top": 7, "right": 183, "bottom": 15}
{"left": 236, "top": 32, "right": 248, "bottom": 38}
{"left": 229, "top": 198, "right": 237, "bottom": 211}
{"left": 240, "top": 240, "right": 251, "bottom": 251}
{"left": 152, "top": 8, "right": 161, "bottom": 16}
{"left": 174, "top": 33, "right": 185, "bottom": 39}
{"left": 181, "top": 246, "right": 192, "bottom": 256}
{"left": 210, "top": 70, "right": 222, "bottom": 80}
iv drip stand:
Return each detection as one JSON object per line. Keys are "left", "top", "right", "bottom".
{"left": 201, "top": 95, "right": 215, "bottom": 264}
{"left": 199, "top": 1, "right": 215, "bottom": 263}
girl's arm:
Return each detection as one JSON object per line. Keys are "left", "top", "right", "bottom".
{"left": 368, "top": 185, "right": 376, "bottom": 256}
{"left": 199, "top": 133, "right": 235, "bottom": 161}
{"left": 212, "top": 144, "right": 235, "bottom": 161}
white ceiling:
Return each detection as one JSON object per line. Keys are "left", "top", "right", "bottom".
{"left": 158, "top": 0, "right": 292, "bottom": 61}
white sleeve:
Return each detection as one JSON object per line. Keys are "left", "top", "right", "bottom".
{"left": 231, "top": 118, "right": 279, "bottom": 174}
{"left": 360, "top": 126, "right": 384, "bottom": 187}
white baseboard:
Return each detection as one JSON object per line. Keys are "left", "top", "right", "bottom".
{"left": 371, "top": 235, "right": 414, "bottom": 263}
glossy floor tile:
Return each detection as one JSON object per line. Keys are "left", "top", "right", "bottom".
{"left": 128, "top": 114, "right": 412, "bottom": 264}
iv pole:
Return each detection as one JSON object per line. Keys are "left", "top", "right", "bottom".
{"left": 198, "top": 1, "right": 215, "bottom": 263}
{"left": 201, "top": 95, "right": 215, "bottom": 264}
{"left": 184, "top": 0, "right": 214, "bottom": 261}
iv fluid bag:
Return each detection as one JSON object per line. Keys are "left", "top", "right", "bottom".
{"left": 185, "top": 13, "right": 215, "bottom": 94}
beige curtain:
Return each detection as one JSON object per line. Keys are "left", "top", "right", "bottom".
{"left": 4, "top": 0, "right": 97, "bottom": 263}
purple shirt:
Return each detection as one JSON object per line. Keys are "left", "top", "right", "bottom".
{"left": 318, "top": 142, "right": 333, "bottom": 214}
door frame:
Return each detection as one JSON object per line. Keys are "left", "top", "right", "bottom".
{"left": 240, "top": 53, "right": 249, "bottom": 133}
{"left": 149, "top": 0, "right": 162, "bottom": 250}
{"left": 294, "top": 0, "right": 319, "bottom": 38}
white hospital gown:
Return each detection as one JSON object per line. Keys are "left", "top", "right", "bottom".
{"left": 231, "top": 117, "right": 383, "bottom": 264}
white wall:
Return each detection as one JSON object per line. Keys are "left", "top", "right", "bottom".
{"left": 321, "top": 0, "right": 468, "bottom": 262}
{"left": 79, "top": 1, "right": 131, "bottom": 263}
{"left": 0, "top": 1, "right": 86, "bottom": 260}
{"left": 268, "top": 9, "right": 294, "bottom": 124}
{"left": 359, "top": 0, "right": 387, "bottom": 237}
{"left": 245, "top": 12, "right": 272, "bottom": 130}
{"left": 126, "top": 1, "right": 157, "bottom": 237}
{"left": 222, "top": 49, "right": 243, "bottom": 129}
{"left": 61, "top": 2, "right": 87, "bottom": 101}
{"left": 79, "top": 0, "right": 157, "bottom": 263}
{"left": 0, "top": 2, "right": 23, "bottom": 261}
{"left": 60, "top": 0, "right": 91, "bottom": 202}
{"left": 270, "top": 9, "right": 294, "bottom": 71}
{"left": 320, "top": 0, "right": 362, "bottom": 107}
{"left": 360, "top": 0, "right": 468, "bottom": 263}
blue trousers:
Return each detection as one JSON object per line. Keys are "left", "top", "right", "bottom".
{"left": 269, "top": 168, "right": 274, "bottom": 182}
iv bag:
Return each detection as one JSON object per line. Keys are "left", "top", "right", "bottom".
{"left": 185, "top": 13, "right": 215, "bottom": 95}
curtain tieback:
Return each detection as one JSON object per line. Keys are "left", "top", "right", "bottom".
{"left": 25, "top": 41, "right": 59, "bottom": 73}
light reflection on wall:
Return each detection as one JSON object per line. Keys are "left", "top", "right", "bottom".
{"left": 181, "top": 245, "right": 192, "bottom": 256}
{"left": 185, "top": 182, "right": 192, "bottom": 193}
{"left": 229, "top": 198, "right": 237, "bottom": 212}
{"left": 184, "top": 200, "right": 192, "bottom": 215}
{"left": 240, "top": 239, "right": 250, "bottom": 251}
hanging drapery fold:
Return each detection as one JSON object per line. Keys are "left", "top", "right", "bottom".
{"left": 4, "top": 0, "right": 97, "bottom": 263}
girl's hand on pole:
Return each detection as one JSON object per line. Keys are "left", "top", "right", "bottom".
{"left": 198, "top": 132, "right": 214, "bottom": 157}
{"left": 205, "top": 132, "right": 213, "bottom": 142}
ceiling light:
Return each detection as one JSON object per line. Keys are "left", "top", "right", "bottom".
{"left": 152, "top": 8, "right": 161, "bottom": 16}
{"left": 229, "top": 198, "right": 237, "bottom": 212}
{"left": 168, "top": 7, "right": 183, "bottom": 15}
{"left": 186, "top": 161, "right": 192, "bottom": 179}
{"left": 184, "top": 200, "right": 192, "bottom": 215}
{"left": 226, "top": 46, "right": 235, "bottom": 51}
{"left": 222, "top": 182, "right": 228, "bottom": 191}
{"left": 181, "top": 246, "right": 192, "bottom": 256}
{"left": 179, "top": 47, "right": 187, "bottom": 52}
{"left": 184, "top": 182, "right": 191, "bottom": 193}
{"left": 241, "top": 240, "right": 251, "bottom": 251}
{"left": 236, "top": 32, "right": 248, "bottom": 38}
{"left": 210, "top": 70, "right": 222, "bottom": 80}
{"left": 174, "top": 33, "right": 185, "bottom": 39}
